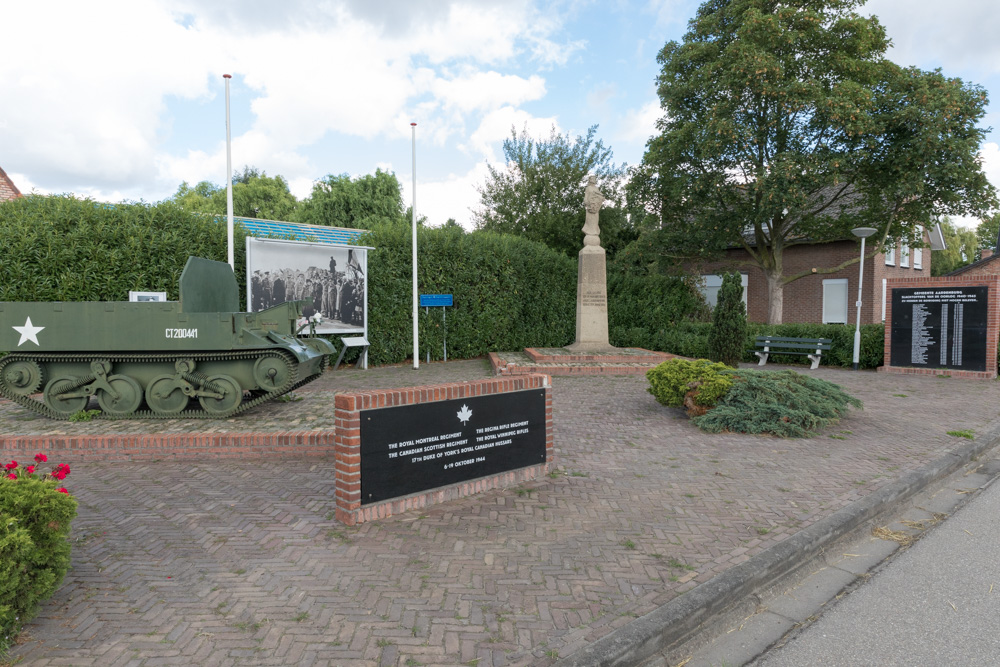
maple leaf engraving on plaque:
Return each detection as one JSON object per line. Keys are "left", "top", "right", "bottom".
{"left": 457, "top": 404, "right": 472, "bottom": 424}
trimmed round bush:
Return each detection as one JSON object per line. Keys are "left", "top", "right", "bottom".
{"left": 646, "top": 358, "right": 734, "bottom": 412}
{"left": 0, "top": 468, "right": 77, "bottom": 651}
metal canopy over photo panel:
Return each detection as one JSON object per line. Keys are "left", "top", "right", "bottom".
{"left": 890, "top": 286, "right": 989, "bottom": 372}
{"left": 246, "top": 237, "right": 371, "bottom": 335}
{"left": 359, "top": 390, "right": 548, "bottom": 505}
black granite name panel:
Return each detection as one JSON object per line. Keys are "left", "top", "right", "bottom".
{"left": 890, "top": 286, "right": 989, "bottom": 372}
{"left": 359, "top": 389, "right": 547, "bottom": 505}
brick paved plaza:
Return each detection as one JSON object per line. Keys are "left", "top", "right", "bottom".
{"left": 6, "top": 360, "right": 1000, "bottom": 665}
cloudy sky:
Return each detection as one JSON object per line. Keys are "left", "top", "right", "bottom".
{"left": 3, "top": 0, "right": 998, "bottom": 228}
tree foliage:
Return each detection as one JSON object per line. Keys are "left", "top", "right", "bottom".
{"left": 975, "top": 212, "right": 1000, "bottom": 260}
{"left": 932, "top": 218, "right": 979, "bottom": 276}
{"left": 296, "top": 169, "right": 406, "bottom": 228}
{"left": 630, "top": 0, "right": 996, "bottom": 323}
{"left": 168, "top": 166, "right": 298, "bottom": 221}
{"left": 474, "top": 125, "right": 636, "bottom": 258}
{"left": 707, "top": 272, "right": 747, "bottom": 366}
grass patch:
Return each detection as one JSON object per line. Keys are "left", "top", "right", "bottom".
{"left": 947, "top": 429, "right": 975, "bottom": 440}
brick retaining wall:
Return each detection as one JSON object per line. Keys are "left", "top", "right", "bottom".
{"left": 0, "top": 430, "right": 335, "bottom": 461}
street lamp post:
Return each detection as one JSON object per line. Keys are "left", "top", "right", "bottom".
{"left": 851, "top": 227, "right": 877, "bottom": 370}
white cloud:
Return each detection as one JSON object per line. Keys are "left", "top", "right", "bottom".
{"left": 616, "top": 98, "right": 661, "bottom": 145}
{"left": 1, "top": 0, "right": 575, "bottom": 200}
{"left": 979, "top": 142, "right": 1000, "bottom": 189}
{"left": 431, "top": 71, "right": 546, "bottom": 113}
{"left": 645, "top": 0, "right": 701, "bottom": 31}
{"left": 462, "top": 107, "right": 561, "bottom": 160}
{"left": 862, "top": 0, "right": 1000, "bottom": 76}
{"left": 407, "top": 163, "right": 492, "bottom": 230}
{"left": 1, "top": 1, "right": 216, "bottom": 189}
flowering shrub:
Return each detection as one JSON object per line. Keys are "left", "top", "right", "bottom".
{"left": 0, "top": 454, "right": 77, "bottom": 653}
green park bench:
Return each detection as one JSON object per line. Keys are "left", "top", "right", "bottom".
{"left": 754, "top": 336, "right": 832, "bottom": 370}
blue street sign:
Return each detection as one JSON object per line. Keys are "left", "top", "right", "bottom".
{"left": 419, "top": 294, "right": 453, "bottom": 307}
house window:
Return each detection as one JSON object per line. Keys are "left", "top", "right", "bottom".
{"left": 901, "top": 244, "right": 910, "bottom": 268}
{"left": 699, "top": 274, "right": 748, "bottom": 310}
{"left": 822, "top": 279, "right": 849, "bottom": 324}
{"left": 913, "top": 246, "right": 922, "bottom": 269}
{"left": 885, "top": 245, "right": 895, "bottom": 266}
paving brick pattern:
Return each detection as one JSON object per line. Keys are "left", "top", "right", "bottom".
{"left": 7, "top": 361, "right": 1000, "bottom": 666}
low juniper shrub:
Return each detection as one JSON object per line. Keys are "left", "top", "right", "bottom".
{"left": 694, "top": 369, "right": 863, "bottom": 437}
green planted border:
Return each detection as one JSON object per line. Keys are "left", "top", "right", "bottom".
{"left": 614, "top": 321, "right": 887, "bottom": 370}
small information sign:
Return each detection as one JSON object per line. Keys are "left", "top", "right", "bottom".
{"left": 359, "top": 390, "right": 546, "bottom": 505}
{"left": 419, "top": 294, "right": 453, "bottom": 307}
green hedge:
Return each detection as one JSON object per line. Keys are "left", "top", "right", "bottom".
{"left": 355, "top": 223, "right": 711, "bottom": 366}
{"left": 1, "top": 462, "right": 77, "bottom": 653}
{"left": 359, "top": 224, "right": 577, "bottom": 365}
{"left": 0, "top": 195, "right": 247, "bottom": 303}
{"left": 617, "top": 321, "right": 886, "bottom": 369}
{"left": 2, "top": 195, "right": 888, "bottom": 370}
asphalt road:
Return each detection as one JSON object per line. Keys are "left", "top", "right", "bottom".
{"left": 754, "top": 473, "right": 1000, "bottom": 666}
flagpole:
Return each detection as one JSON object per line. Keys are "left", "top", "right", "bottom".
{"left": 223, "top": 74, "right": 234, "bottom": 270}
{"left": 411, "top": 122, "right": 419, "bottom": 370}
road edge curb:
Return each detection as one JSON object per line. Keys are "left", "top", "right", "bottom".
{"left": 556, "top": 424, "right": 1000, "bottom": 667}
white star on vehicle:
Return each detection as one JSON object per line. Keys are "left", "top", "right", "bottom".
{"left": 13, "top": 317, "right": 45, "bottom": 346}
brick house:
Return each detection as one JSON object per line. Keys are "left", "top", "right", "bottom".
{"left": 944, "top": 245, "right": 1000, "bottom": 279}
{"left": 691, "top": 224, "right": 946, "bottom": 324}
{"left": 0, "top": 165, "right": 22, "bottom": 202}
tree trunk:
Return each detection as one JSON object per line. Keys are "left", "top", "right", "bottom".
{"left": 765, "top": 270, "right": 784, "bottom": 324}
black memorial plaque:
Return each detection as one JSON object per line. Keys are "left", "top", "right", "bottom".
{"left": 359, "top": 389, "right": 547, "bottom": 505}
{"left": 890, "top": 286, "right": 989, "bottom": 372}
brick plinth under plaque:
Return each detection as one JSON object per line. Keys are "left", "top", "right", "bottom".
{"left": 880, "top": 275, "right": 1000, "bottom": 380}
{"left": 334, "top": 374, "right": 554, "bottom": 525}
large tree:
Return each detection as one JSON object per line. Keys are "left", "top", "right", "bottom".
{"left": 295, "top": 169, "right": 406, "bottom": 228}
{"left": 630, "top": 0, "right": 996, "bottom": 323}
{"left": 932, "top": 218, "right": 979, "bottom": 276}
{"left": 168, "top": 166, "right": 298, "bottom": 221}
{"left": 474, "top": 125, "right": 636, "bottom": 258}
{"left": 975, "top": 212, "right": 1000, "bottom": 258}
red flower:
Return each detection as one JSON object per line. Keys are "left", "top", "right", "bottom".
{"left": 56, "top": 463, "right": 70, "bottom": 476}
{"left": 5, "top": 473, "right": 16, "bottom": 480}
{"left": 34, "top": 453, "right": 48, "bottom": 463}
{"left": 56, "top": 487, "right": 69, "bottom": 494}
{"left": 53, "top": 470, "right": 67, "bottom": 481}
{"left": 25, "top": 465, "right": 35, "bottom": 474}
{"left": 4, "top": 461, "right": 16, "bottom": 471}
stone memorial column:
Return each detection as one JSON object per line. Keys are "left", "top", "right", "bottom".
{"left": 567, "top": 175, "right": 612, "bottom": 351}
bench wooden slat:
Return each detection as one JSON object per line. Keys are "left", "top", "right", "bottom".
{"left": 752, "top": 335, "right": 830, "bottom": 370}
{"left": 755, "top": 342, "right": 832, "bottom": 350}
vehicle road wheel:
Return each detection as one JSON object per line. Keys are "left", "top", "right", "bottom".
{"left": 43, "top": 377, "right": 89, "bottom": 416}
{"left": 198, "top": 375, "right": 243, "bottom": 415}
{"left": 144, "top": 375, "right": 189, "bottom": 414}
{"left": 97, "top": 375, "right": 143, "bottom": 416}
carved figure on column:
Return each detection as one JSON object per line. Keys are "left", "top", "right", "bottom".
{"left": 582, "top": 175, "right": 604, "bottom": 247}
